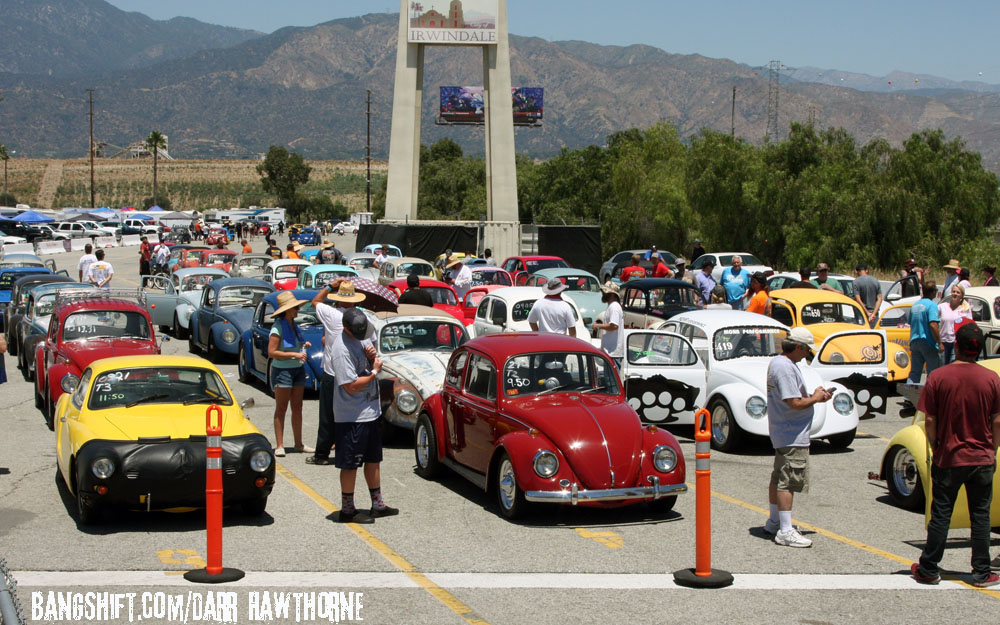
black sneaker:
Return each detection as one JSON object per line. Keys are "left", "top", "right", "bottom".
{"left": 305, "top": 456, "right": 333, "bottom": 465}
{"left": 369, "top": 506, "right": 399, "bottom": 518}
{"left": 336, "top": 510, "right": 374, "bottom": 524}
{"left": 991, "top": 554, "right": 1000, "bottom": 572}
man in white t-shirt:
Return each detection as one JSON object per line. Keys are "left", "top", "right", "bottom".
{"left": 77, "top": 244, "right": 97, "bottom": 282}
{"left": 445, "top": 255, "right": 473, "bottom": 301}
{"left": 84, "top": 249, "right": 114, "bottom": 288}
{"left": 593, "top": 281, "right": 624, "bottom": 367}
{"left": 528, "top": 278, "right": 577, "bottom": 336}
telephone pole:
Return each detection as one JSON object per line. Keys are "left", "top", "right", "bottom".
{"left": 766, "top": 60, "right": 780, "bottom": 142}
{"left": 88, "top": 88, "right": 95, "bottom": 208}
{"left": 366, "top": 89, "right": 372, "bottom": 213}
{"left": 731, "top": 86, "right": 736, "bottom": 137}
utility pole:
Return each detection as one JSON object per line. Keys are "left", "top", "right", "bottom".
{"left": 366, "top": 89, "right": 372, "bottom": 213}
{"left": 731, "top": 86, "right": 736, "bottom": 137}
{"left": 766, "top": 60, "right": 780, "bottom": 142}
{"left": 88, "top": 88, "right": 95, "bottom": 209}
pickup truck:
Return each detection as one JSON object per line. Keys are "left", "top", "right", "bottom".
{"left": 52, "top": 222, "right": 104, "bottom": 238}
{"left": 122, "top": 219, "right": 161, "bottom": 235}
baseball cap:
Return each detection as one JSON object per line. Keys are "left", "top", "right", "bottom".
{"left": 816, "top": 262, "right": 830, "bottom": 271}
{"left": 342, "top": 307, "right": 375, "bottom": 340}
{"left": 787, "top": 327, "right": 818, "bottom": 352}
{"left": 956, "top": 323, "right": 984, "bottom": 356}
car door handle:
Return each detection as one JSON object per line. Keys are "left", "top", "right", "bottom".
{"left": 453, "top": 400, "right": 465, "bottom": 408}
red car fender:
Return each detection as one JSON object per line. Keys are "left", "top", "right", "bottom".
{"left": 34, "top": 342, "right": 50, "bottom": 397}
{"left": 641, "top": 426, "right": 687, "bottom": 483}
{"left": 44, "top": 362, "right": 73, "bottom": 406}
{"left": 489, "top": 430, "right": 565, "bottom": 494}
{"left": 274, "top": 278, "right": 297, "bottom": 291}
{"left": 418, "top": 392, "right": 449, "bottom": 460}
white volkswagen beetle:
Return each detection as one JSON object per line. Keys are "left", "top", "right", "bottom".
{"left": 620, "top": 310, "right": 889, "bottom": 451}
{"left": 470, "top": 286, "right": 589, "bottom": 339}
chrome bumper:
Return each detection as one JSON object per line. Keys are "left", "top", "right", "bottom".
{"left": 525, "top": 476, "right": 687, "bottom": 505}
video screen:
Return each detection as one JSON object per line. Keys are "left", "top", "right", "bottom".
{"left": 439, "top": 87, "right": 544, "bottom": 123}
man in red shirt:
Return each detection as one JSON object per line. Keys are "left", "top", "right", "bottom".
{"left": 619, "top": 254, "right": 646, "bottom": 283}
{"left": 912, "top": 323, "right": 1000, "bottom": 587}
{"left": 139, "top": 236, "right": 152, "bottom": 276}
{"left": 651, "top": 253, "right": 673, "bottom": 279}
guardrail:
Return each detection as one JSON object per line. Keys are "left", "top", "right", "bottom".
{"left": 69, "top": 238, "right": 91, "bottom": 252}
{"left": 0, "top": 243, "right": 35, "bottom": 256}
{"left": 121, "top": 234, "right": 142, "bottom": 246}
{"left": 93, "top": 236, "right": 117, "bottom": 249}
{"left": 35, "top": 240, "right": 69, "bottom": 256}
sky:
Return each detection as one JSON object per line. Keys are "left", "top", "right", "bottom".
{"left": 103, "top": 0, "right": 1000, "bottom": 84}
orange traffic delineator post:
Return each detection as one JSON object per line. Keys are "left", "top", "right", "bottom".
{"left": 673, "top": 408, "right": 733, "bottom": 588}
{"left": 185, "top": 404, "right": 245, "bottom": 584}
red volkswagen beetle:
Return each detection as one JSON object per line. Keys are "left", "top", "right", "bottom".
{"left": 414, "top": 333, "right": 687, "bottom": 519}
{"left": 202, "top": 250, "right": 237, "bottom": 273}
{"left": 388, "top": 278, "right": 465, "bottom": 324}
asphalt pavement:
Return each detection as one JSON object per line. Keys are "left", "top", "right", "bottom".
{"left": 1, "top": 232, "right": 998, "bottom": 625}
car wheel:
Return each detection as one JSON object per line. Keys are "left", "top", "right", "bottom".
{"left": 886, "top": 445, "right": 925, "bottom": 510}
{"left": 238, "top": 344, "right": 250, "bottom": 383}
{"left": 241, "top": 497, "right": 268, "bottom": 516}
{"left": 265, "top": 359, "right": 275, "bottom": 396}
{"left": 8, "top": 330, "right": 18, "bottom": 357}
{"left": 188, "top": 327, "right": 199, "bottom": 354}
{"left": 494, "top": 451, "right": 527, "bottom": 520}
{"left": 414, "top": 414, "right": 442, "bottom": 479}
{"left": 206, "top": 337, "right": 221, "bottom": 363}
{"left": 45, "top": 390, "right": 56, "bottom": 431}
{"left": 174, "top": 314, "right": 188, "bottom": 340}
{"left": 73, "top": 468, "right": 100, "bottom": 525}
{"left": 709, "top": 397, "right": 743, "bottom": 452}
{"left": 648, "top": 495, "right": 677, "bottom": 513}
{"left": 826, "top": 428, "right": 856, "bottom": 450}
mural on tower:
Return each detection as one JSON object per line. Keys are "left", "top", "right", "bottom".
{"left": 408, "top": 0, "right": 498, "bottom": 44}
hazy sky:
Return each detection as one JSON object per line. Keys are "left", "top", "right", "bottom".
{"left": 104, "top": 0, "right": 999, "bottom": 83}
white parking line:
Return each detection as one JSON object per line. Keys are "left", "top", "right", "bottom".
{"left": 13, "top": 571, "right": 968, "bottom": 591}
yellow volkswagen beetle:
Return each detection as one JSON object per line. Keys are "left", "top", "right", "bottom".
{"left": 877, "top": 363, "right": 1000, "bottom": 528}
{"left": 54, "top": 354, "right": 274, "bottom": 524}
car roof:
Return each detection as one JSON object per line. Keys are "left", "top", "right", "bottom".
{"left": 234, "top": 253, "right": 273, "bottom": 260}
{"left": 372, "top": 304, "right": 458, "bottom": 321}
{"left": 207, "top": 277, "right": 274, "bottom": 292}
{"left": 31, "top": 282, "right": 94, "bottom": 296}
{"left": 484, "top": 286, "right": 545, "bottom": 301}
{"left": 385, "top": 257, "right": 433, "bottom": 265}
{"left": 466, "top": 332, "right": 603, "bottom": 361}
{"left": 532, "top": 268, "right": 598, "bottom": 279}
{"left": 963, "top": 286, "right": 1000, "bottom": 298}
{"left": 390, "top": 277, "right": 454, "bottom": 289}
{"left": 304, "top": 264, "right": 356, "bottom": 273}
{"left": 670, "top": 309, "right": 791, "bottom": 331}
{"left": 503, "top": 255, "right": 565, "bottom": 262}
{"left": 87, "top": 354, "right": 220, "bottom": 375}
{"left": 266, "top": 259, "right": 310, "bottom": 268}
{"left": 205, "top": 249, "right": 237, "bottom": 256}
{"left": 172, "top": 267, "right": 230, "bottom": 278}
{"left": 770, "top": 288, "right": 860, "bottom": 305}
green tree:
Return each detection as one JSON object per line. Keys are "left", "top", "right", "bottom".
{"left": 257, "top": 146, "right": 312, "bottom": 208}
{"left": 144, "top": 131, "right": 167, "bottom": 207}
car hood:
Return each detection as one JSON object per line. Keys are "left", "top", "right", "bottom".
{"left": 61, "top": 339, "right": 158, "bottom": 371}
{"left": 563, "top": 292, "right": 603, "bottom": 322}
{"left": 97, "top": 404, "right": 259, "bottom": 440}
{"left": 712, "top": 358, "right": 769, "bottom": 388}
{"left": 381, "top": 351, "right": 450, "bottom": 397}
{"left": 506, "top": 394, "right": 641, "bottom": 490}
{"left": 216, "top": 306, "right": 256, "bottom": 331}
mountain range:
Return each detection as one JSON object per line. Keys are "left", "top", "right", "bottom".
{"left": 2, "top": 0, "right": 1000, "bottom": 174}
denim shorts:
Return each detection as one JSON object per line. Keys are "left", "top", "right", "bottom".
{"left": 271, "top": 366, "right": 306, "bottom": 389}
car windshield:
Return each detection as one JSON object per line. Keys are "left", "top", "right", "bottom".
{"left": 1, "top": 273, "right": 39, "bottom": 289}
{"left": 713, "top": 326, "right": 789, "bottom": 361}
{"left": 186, "top": 250, "right": 207, "bottom": 262}
{"left": 180, "top": 274, "right": 221, "bottom": 292}
{"left": 349, "top": 257, "right": 377, "bottom": 270}
{"left": 800, "top": 302, "right": 866, "bottom": 326}
{"left": 524, "top": 259, "right": 568, "bottom": 273}
{"left": 502, "top": 352, "right": 619, "bottom": 397}
{"left": 63, "top": 311, "right": 152, "bottom": 341}
{"left": 511, "top": 299, "right": 579, "bottom": 322}
{"left": 87, "top": 366, "right": 233, "bottom": 410}
{"left": 275, "top": 264, "right": 306, "bottom": 280}
{"left": 471, "top": 270, "right": 511, "bottom": 286}
{"left": 719, "top": 254, "right": 763, "bottom": 266}
{"left": 553, "top": 275, "right": 600, "bottom": 293}
{"left": 313, "top": 270, "right": 356, "bottom": 283}
{"left": 218, "top": 286, "right": 272, "bottom": 307}
{"left": 206, "top": 253, "right": 233, "bottom": 264}
{"left": 239, "top": 258, "right": 268, "bottom": 269}
{"left": 379, "top": 321, "right": 465, "bottom": 353}
{"left": 397, "top": 263, "right": 434, "bottom": 277}
{"left": 648, "top": 286, "right": 704, "bottom": 314}
{"left": 426, "top": 287, "right": 458, "bottom": 306}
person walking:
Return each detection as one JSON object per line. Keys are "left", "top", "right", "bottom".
{"left": 332, "top": 307, "right": 398, "bottom": 523}
{"left": 984, "top": 265, "right": 998, "bottom": 287}
{"left": 138, "top": 236, "right": 152, "bottom": 276}
{"left": 908, "top": 281, "right": 943, "bottom": 383}
{"left": 307, "top": 280, "right": 367, "bottom": 465}
{"left": 810, "top": 263, "right": 842, "bottom": 293}
{"left": 745, "top": 272, "right": 771, "bottom": 315}
{"left": 84, "top": 249, "right": 114, "bottom": 289}
{"left": 593, "top": 282, "right": 624, "bottom": 368}
{"left": 764, "top": 327, "right": 833, "bottom": 548}
{"left": 853, "top": 264, "right": 883, "bottom": 326}
{"left": 153, "top": 241, "right": 170, "bottom": 273}
{"left": 938, "top": 284, "right": 973, "bottom": 364}
{"left": 722, "top": 255, "right": 750, "bottom": 310}
{"left": 265, "top": 238, "right": 283, "bottom": 259}
{"left": 911, "top": 324, "right": 1000, "bottom": 588}
{"left": 619, "top": 254, "right": 647, "bottom": 282}
{"left": 398, "top": 273, "right": 433, "bottom": 307}
{"left": 900, "top": 257, "right": 925, "bottom": 298}
{"left": 695, "top": 259, "right": 717, "bottom": 305}
{"left": 268, "top": 291, "right": 314, "bottom": 457}
{"left": 77, "top": 244, "right": 97, "bottom": 282}
{"left": 445, "top": 255, "right": 473, "bottom": 301}
{"left": 942, "top": 259, "right": 961, "bottom": 295}
{"left": 528, "top": 278, "right": 577, "bottom": 336}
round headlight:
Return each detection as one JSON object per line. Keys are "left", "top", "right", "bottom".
{"left": 533, "top": 450, "right": 559, "bottom": 478}
{"left": 653, "top": 445, "right": 677, "bottom": 473}
{"left": 250, "top": 449, "right": 272, "bottom": 472}
{"left": 61, "top": 373, "right": 80, "bottom": 394}
{"left": 222, "top": 329, "right": 237, "bottom": 343}
{"left": 894, "top": 350, "right": 910, "bottom": 368}
{"left": 91, "top": 457, "right": 114, "bottom": 479}
{"left": 395, "top": 390, "right": 419, "bottom": 415}
{"left": 833, "top": 392, "right": 854, "bottom": 415}
{"left": 745, "top": 396, "right": 767, "bottom": 419}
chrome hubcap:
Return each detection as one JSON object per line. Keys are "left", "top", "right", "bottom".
{"left": 891, "top": 447, "right": 918, "bottom": 497}
{"left": 498, "top": 458, "right": 516, "bottom": 509}
{"left": 711, "top": 405, "right": 730, "bottom": 444}
{"left": 416, "top": 424, "right": 430, "bottom": 468}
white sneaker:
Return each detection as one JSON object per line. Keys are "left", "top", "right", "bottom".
{"left": 763, "top": 519, "right": 800, "bottom": 535}
{"left": 273, "top": 446, "right": 285, "bottom": 457}
{"left": 774, "top": 528, "right": 812, "bottom": 548}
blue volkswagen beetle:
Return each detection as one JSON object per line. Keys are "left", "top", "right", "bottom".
{"left": 188, "top": 278, "right": 275, "bottom": 362}
{"left": 297, "top": 264, "right": 358, "bottom": 290}
{"left": 238, "top": 289, "right": 324, "bottom": 393}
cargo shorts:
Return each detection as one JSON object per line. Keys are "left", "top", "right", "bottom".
{"left": 770, "top": 446, "right": 810, "bottom": 493}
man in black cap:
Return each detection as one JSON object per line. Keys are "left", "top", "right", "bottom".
{"left": 330, "top": 307, "right": 397, "bottom": 523}
{"left": 912, "top": 324, "right": 1000, "bottom": 587}
{"left": 692, "top": 238, "right": 705, "bottom": 262}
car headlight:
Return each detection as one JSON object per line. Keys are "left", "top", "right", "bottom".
{"left": 533, "top": 450, "right": 559, "bottom": 478}
{"left": 91, "top": 457, "right": 115, "bottom": 479}
{"left": 745, "top": 396, "right": 767, "bottom": 419}
{"left": 652, "top": 445, "right": 677, "bottom": 473}
{"left": 833, "top": 392, "right": 854, "bottom": 415}
{"left": 395, "top": 389, "right": 419, "bottom": 414}
{"left": 222, "top": 329, "right": 237, "bottom": 343}
{"left": 894, "top": 350, "right": 909, "bottom": 368}
{"left": 250, "top": 449, "right": 272, "bottom": 473}
{"left": 61, "top": 373, "right": 80, "bottom": 393}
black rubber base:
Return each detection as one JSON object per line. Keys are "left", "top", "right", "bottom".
{"left": 183, "top": 567, "right": 246, "bottom": 584}
{"left": 672, "top": 567, "right": 734, "bottom": 588}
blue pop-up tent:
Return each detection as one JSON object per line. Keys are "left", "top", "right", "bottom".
{"left": 148, "top": 205, "right": 164, "bottom": 211}
{"left": 11, "top": 210, "right": 54, "bottom": 223}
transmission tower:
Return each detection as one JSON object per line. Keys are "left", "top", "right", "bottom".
{"left": 766, "top": 60, "right": 780, "bottom": 142}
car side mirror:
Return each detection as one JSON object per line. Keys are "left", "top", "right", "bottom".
{"left": 240, "top": 397, "right": 255, "bottom": 410}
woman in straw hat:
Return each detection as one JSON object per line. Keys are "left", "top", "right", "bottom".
{"left": 268, "top": 291, "right": 314, "bottom": 456}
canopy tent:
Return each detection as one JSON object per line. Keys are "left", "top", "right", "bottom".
{"left": 129, "top": 213, "right": 153, "bottom": 221}
{"left": 148, "top": 205, "right": 165, "bottom": 211}
{"left": 155, "top": 211, "right": 196, "bottom": 221}
{"left": 65, "top": 212, "right": 110, "bottom": 222}
{"left": 10, "top": 210, "right": 54, "bottom": 223}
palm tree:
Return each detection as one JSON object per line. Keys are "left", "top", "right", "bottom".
{"left": 145, "top": 131, "right": 166, "bottom": 206}
{"left": 0, "top": 143, "right": 9, "bottom": 203}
